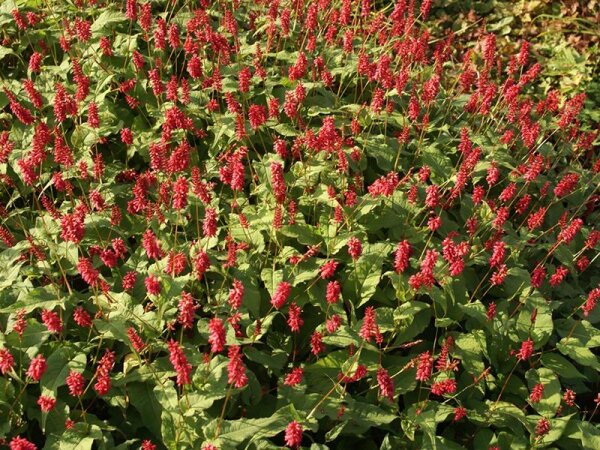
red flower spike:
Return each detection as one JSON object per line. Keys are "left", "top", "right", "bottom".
{"left": 167, "top": 340, "right": 192, "bottom": 386}
{"left": 27, "top": 355, "right": 47, "bottom": 381}
{"left": 284, "top": 421, "right": 303, "bottom": 448}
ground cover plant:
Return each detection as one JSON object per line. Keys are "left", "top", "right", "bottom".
{"left": 0, "top": 0, "right": 599, "bottom": 448}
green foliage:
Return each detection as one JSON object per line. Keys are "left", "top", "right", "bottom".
{"left": 0, "top": 0, "right": 598, "bottom": 449}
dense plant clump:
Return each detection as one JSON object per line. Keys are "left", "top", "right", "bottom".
{"left": 0, "top": 0, "right": 599, "bottom": 449}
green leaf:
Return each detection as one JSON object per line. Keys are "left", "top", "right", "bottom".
{"left": 190, "top": 357, "right": 229, "bottom": 410}
{"left": 91, "top": 10, "right": 126, "bottom": 34}
{"left": 5, "top": 321, "right": 50, "bottom": 358}
{"left": 421, "top": 145, "right": 453, "bottom": 183}
{"left": 93, "top": 317, "right": 130, "bottom": 343}
{"left": 0, "top": 46, "right": 14, "bottom": 61}
{"left": 413, "top": 403, "right": 454, "bottom": 450}
{"left": 580, "top": 422, "right": 600, "bottom": 450}
{"left": 272, "top": 123, "right": 299, "bottom": 136}
{"left": 453, "top": 331, "right": 487, "bottom": 376}
{"left": 393, "top": 304, "right": 432, "bottom": 345}
{"left": 343, "top": 399, "right": 398, "bottom": 428}
{"left": 487, "top": 401, "right": 530, "bottom": 431}
{"left": 557, "top": 338, "right": 600, "bottom": 371}
{"left": 154, "top": 382, "right": 180, "bottom": 447}
{"left": 129, "top": 382, "right": 163, "bottom": 442}
{"left": 394, "top": 302, "right": 429, "bottom": 320}
{"left": 43, "top": 422, "right": 101, "bottom": 450}
{"left": 528, "top": 414, "right": 573, "bottom": 446}
{"left": 357, "top": 135, "right": 398, "bottom": 172}
{"left": 207, "top": 407, "right": 291, "bottom": 447}
{"left": 41, "top": 349, "right": 69, "bottom": 396}
{"left": 344, "top": 242, "right": 391, "bottom": 307}
{"left": 245, "top": 347, "right": 288, "bottom": 372}
{"left": 516, "top": 292, "right": 553, "bottom": 346}
{"left": 525, "top": 368, "right": 561, "bottom": 418}
{"left": 322, "top": 326, "right": 361, "bottom": 348}
{"left": 1, "top": 286, "right": 63, "bottom": 313}
{"left": 540, "top": 353, "right": 586, "bottom": 380}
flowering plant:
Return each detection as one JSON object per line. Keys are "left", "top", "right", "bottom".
{"left": 0, "top": 0, "right": 598, "bottom": 449}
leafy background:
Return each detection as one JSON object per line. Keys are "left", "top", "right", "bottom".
{"left": 0, "top": 0, "right": 599, "bottom": 449}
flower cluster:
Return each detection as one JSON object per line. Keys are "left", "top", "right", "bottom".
{"left": 0, "top": 0, "right": 597, "bottom": 448}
